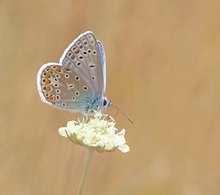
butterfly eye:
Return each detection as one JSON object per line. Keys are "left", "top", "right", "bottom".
{"left": 103, "top": 99, "right": 108, "bottom": 106}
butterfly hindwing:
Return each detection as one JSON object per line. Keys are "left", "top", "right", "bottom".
{"left": 37, "top": 63, "right": 95, "bottom": 111}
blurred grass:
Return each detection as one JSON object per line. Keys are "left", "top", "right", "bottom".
{"left": 1, "top": 0, "right": 220, "bottom": 194}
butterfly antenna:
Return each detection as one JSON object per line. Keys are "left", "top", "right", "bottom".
{"left": 111, "top": 104, "right": 134, "bottom": 124}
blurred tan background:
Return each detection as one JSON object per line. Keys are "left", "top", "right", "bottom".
{"left": 1, "top": 0, "right": 220, "bottom": 194}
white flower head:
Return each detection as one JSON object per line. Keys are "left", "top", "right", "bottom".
{"left": 58, "top": 112, "right": 129, "bottom": 153}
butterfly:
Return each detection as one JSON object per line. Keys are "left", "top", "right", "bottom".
{"left": 37, "top": 31, "right": 111, "bottom": 113}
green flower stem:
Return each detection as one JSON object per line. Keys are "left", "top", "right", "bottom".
{"left": 77, "top": 149, "right": 94, "bottom": 195}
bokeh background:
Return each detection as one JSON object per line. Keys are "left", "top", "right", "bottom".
{"left": 1, "top": 0, "right": 220, "bottom": 194}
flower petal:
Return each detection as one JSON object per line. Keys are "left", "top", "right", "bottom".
{"left": 118, "top": 144, "right": 130, "bottom": 153}
{"left": 58, "top": 112, "right": 129, "bottom": 153}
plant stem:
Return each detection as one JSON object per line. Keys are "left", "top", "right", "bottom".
{"left": 77, "top": 149, "right": 93, "bottom": 195}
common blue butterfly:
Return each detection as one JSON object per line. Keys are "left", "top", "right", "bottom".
{"left": 37, "top": 31, "right": 111, "bottom": 113}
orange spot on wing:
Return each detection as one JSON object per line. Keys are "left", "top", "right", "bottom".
{"left": 43, "top": 86, "right": 51, "bottom": 92}
{"left": 43, "top": 72, "right": 51, "bottom": 78}
{"left": 55, "top": 67, "right": 61, "bottom": 72}
{"left": 48, "top": 69, "right": 53, "bottom": 73}
{"left": 47, "top": 94, "right": 54, "bottom": 101}
{"left": 44, "top": 79, "right": 51, "bottom": 84}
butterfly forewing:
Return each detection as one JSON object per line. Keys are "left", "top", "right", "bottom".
{"left": 59, "top": 31, "right": 105, "bottom": 96}
{"left": 38, "top": 63, "right": 95, "bottom": 111}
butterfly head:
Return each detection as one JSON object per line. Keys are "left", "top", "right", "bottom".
{"left": 102, "top": 97, "right": 111, "bottom": 109}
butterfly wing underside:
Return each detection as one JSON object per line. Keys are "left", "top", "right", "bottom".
{"left": 37, "top": 63, "right": 96, "bottom": 111}
{"left": 37, "top": 31, "right": 107, "bottom": 112}
{"left": 59, "top": 31, "right": 106, "bottom": 96}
